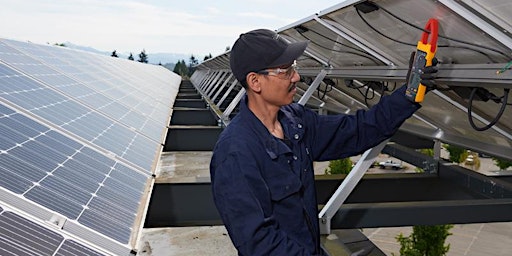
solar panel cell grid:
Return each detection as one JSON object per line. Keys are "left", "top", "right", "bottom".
{"left": 0, "top": 37, "right": 176, "bottom": 254}
{"left": 56, "top": 239, "right": 106, "bottom": 256}
{"left": 0, "top": 104, "right": 151, "bottom": 243}
{"left": 0, "top": 209, "right": 107, "bottom": 256}
{"left": 0, "top": 211, "right": 63, "bottom": 255}
{"left": 1, "top": 65, "right": 160, "bottom": 170}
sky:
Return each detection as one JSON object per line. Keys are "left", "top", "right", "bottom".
{"left": 0, "top": 0, "right": 344, "bottom": 58}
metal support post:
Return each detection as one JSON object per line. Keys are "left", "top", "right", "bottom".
{"left": 318, "top": 139, "right": 389, "bottom": 235}
{"left": 298, "top": 69, "right": 328, "bottom": 105}
{"left": 220, "top": 88, "right": 246, "bottom": 126}
{"left": 433, "top": 139, "right": 441, "bottom": 160}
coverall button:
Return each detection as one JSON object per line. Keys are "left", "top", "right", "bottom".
{"left": 297, "top": 124, "right": 302, "bottom": 128}
{"left": 294, "top": 134, "right": 299, "bottom": 140}
{"left": 293, "top": 156, "right": 298, "bottom": 160}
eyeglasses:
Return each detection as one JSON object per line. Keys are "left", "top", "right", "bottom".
{"left": 257, "top": 60, "right": 298, "bottom": 80}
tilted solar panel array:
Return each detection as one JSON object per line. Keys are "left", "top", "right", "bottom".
{"left": 0, "top": 39, "right": 180, "bottom": 255}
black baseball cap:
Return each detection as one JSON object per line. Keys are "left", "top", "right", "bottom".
{"left": 229, "top": 29, "right": 308, "bottom": 84}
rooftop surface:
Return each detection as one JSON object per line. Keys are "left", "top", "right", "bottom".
{"left": 137, "top": 151, "right": 512, "bottom": 255}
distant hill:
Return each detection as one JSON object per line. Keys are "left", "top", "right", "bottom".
{"left": 64, "top": 42, "right": 190, "bottom": 66}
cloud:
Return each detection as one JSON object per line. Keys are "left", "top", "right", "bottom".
{"left": 0, "top": 0, "right": 341, "bottom": 56}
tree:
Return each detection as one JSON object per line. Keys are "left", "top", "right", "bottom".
{"left": 204, "top": 53, "right": 212, "bottom": 61}
{"left": 395, "top": 149, "right": 454, "bottom": 256}
{"left": 188, "top": 55, "right": 198, "bottom": 76}
{"left": 173, "top": 59, "right": 189, "bottom": 77}
{"left": 325, "top": 158, "right": 352, "bottom": 175}
{"left": 138, "top": 49, "right": 148, "bottom": 63}
{"left": 128, "top": 53, "right": 134, "bottom": 61}
{"left": 54, "top": 43, "right": 66, "bottom": 47}
{"left": 225, "top": 46, "right": 231, "bottom": 52}
{"left": 395, "top": 225, "right": 453, "bottom": 256}
{"left": 443, "top": 144, "right": 468, "bottom": 164}
{"left": 493, "top": 157, "right": 512, "bottom": 170}
{"left": 111, "top": 50, "right": 118, "bottom": 57}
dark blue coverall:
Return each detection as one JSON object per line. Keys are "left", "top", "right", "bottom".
{"left": 210, "top": 85, "right": 420, "bottom": 255}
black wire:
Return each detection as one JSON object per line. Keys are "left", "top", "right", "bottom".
{"left": 374, "top": 3, "right": 510, "bottom": 61}
{"left": 351, "top": 81, "right": 390, "bottom": 107}
{"left": 306, "top": 27, "right": 370, "bottom": 54}
{"left": 467, "top": 88, "right": 509, "bottom": 131}
{"left": 355, "top": 8, "right": 500, "bottom": 63}
{"left": 296, "top": 29, "right": 382, "bottom": 65}
{"left": 355, "top": 9, "right": 415, "bottom": 47}
{"left": 317, "top": 81, "right": 333, "bottom": 100}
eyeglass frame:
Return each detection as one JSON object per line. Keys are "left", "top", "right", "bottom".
{"left": 256, "top": 60, "right": 298, "bottom": 80}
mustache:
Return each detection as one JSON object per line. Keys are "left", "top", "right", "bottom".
{"left": 288, "top": 82, "right": 296, "bottom": 92}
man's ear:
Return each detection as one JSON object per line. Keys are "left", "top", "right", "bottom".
{"left": 246, "top": 72, "right": 261, "bottom": 93}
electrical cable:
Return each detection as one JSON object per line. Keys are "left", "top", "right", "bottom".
{"left": 355, "top": 8, "right": 500, "bottom": 63}
{"left": 372, "top": 3, "right": 510, "bottom": 61}
{"left": 467, "top": 88, "right": 509, "bottom": 131}
{"left": 305, "top": 27, "right": 369, "bottom": 54}
{"left": 295, "top": 28, "right": 382, "bottom": 65}
{"left": 362, "top": 2, "right": 511, "bottom": 130}
{"left": 346, "top": 80, "right": 391, "bottom": 107}
{"left": 356, "top": 6, "right": 508, "bottom": 63}
{"left": 317, "top": 79, "right": 334, "bottom": 100}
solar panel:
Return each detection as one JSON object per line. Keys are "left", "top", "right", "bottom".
{"left": 0, "top": 205, "right": 107, "bottom": 256}
{"left": 0, "top": 38, "right": 180, "bottom": 254}
{"left": 192, "top": 0, "right": 512, "bottom": 160}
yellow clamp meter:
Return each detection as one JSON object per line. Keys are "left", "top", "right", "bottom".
{"left": 405, "top": 18, "right": 439, "bottom": 103}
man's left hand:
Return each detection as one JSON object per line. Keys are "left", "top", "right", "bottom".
{"left": 420, "top": 57, "right": 438, "bottom": 92}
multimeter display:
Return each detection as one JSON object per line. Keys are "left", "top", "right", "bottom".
{"left": 405, "top": 50, "right": 427, "bottom": 102}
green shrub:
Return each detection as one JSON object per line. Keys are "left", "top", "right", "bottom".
{"left": 325, "top": 158, "right": 352, "bottom": 175}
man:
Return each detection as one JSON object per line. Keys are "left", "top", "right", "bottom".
{"left": 210, "top": 29, "right": 436, "bottom": 255}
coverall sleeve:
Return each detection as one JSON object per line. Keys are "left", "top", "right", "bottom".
{"left": 308, "top": 85, "right": 421, "bottom": 161}
{"left": 210, "top": 143, "right": 314, "bottom": 256}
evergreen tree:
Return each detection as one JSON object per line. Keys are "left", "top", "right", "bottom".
{"left": 128, "top": 53, "right": 134, "bottom": 61}
{"left": 188, "top": 55, "right": 198, "bottom": 76}
{"left": 395, "top": 225, "right": 453, "bottom": 256}
{"left": 138, "top": 49, "right": 148, "bottom": 63}
{"left": 173, "top": 59, "right": 189, "bottom": 77}
{"left": 493, "top": 157, "right": 512, "bottom": 170}
{"left": 111, "top": 50, "right": 118, "bottom": 57}
{"left": 204, "top": 53, "right": 212, "bottom": 61}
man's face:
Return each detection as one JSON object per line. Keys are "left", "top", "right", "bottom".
{"left": 258, "top": 62, "right": 300, "bottom": 106}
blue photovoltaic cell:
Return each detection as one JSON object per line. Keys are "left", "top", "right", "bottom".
{"left": 0, "top": 211, "right": 63, "bottom": 256}
{"left": 0, "top": 104, "right": 150, "bottom": 243}
{"left": 77, "top": 162, "right": 148, "bottom": 243}
{"left": 0, "top": 209, "right": 106, "bottom": 256}
{"left": 1, "top": 41, "right": 169, "bottom": 143}
{"left": 56, "top": 240, "right": 106, "bottom": 256}
{"left": 0, "top": 62, "right": 158, "bottom": 171}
